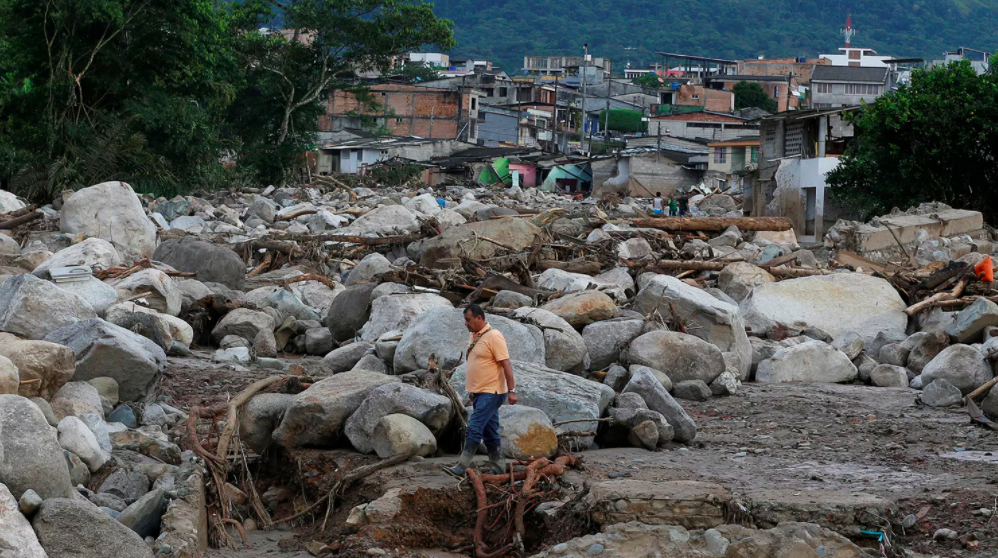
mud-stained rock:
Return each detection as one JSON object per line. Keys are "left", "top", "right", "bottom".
{"left": 420, "top": 217, "right": 541, "bottom": 269}
{"left": 498, "top": 405, "right": 558, "bottom": 459}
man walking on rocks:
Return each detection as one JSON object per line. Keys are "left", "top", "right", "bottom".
{"left": 445, "top": 304, "right": 518, "bottom": 477}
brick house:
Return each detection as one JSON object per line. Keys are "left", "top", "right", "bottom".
{"left": 648, "top": 110, "right": 759, "bottom": 142}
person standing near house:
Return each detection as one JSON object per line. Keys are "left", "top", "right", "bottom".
{"left": 678, "top": 191, "right": 690, "bottom": 216}
{"left": 652, "top": 192, "right": 664, "bottom": 215}
{"left": 444, "top": 304, "right": 518, "bottom": 478}
{"left": 668, "top": 195, "right": 679, "bottom": 217}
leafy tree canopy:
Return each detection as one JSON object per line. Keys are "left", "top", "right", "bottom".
{"left": 597, "top": 109, "right": 647, "bottom": 133}
{"left": 397, "top": 62, "right": 443, "bottom": 83}
{"left": 733, "top": 82, "right": 777, "bottom": 112}
{"left": 827, "top": 57, "right": 998, "bottom": 221}
{"left": 633, "top": 73, "right": 665, "bottom": 89}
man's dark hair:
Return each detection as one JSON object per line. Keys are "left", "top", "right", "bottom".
{"left": 464, "top": 304, "right": 486, "bottom": 318}
{"left": 655, "top": 192, "right": 661, "bottom": 197}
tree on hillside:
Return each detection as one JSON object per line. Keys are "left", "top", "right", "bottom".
{"left": 827, "top": 58, "right": 998, "bottom": 221}
{"left": 733, "top": 82, "right": 777, "bottom": 113}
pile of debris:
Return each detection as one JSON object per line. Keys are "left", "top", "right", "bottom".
{"left": 2, "top": 177, "right": 998, "bottom": 557}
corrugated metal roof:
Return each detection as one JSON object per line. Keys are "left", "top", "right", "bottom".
{"left": 810, "top": 65, "right": 889, "bottom": 83}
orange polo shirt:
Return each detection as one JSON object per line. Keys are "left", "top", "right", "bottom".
{"left": 465, "top": 326, "right": 510, "bottom": 394}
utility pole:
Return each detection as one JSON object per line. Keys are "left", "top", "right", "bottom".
{"left": 657, "top": 126, "right": 661, "bottom": 162}
{"left": 580, "top": 43, "right": 589, "bottom": 153}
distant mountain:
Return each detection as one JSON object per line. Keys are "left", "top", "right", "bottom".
{"left": 429, "top": 0, "right": 998, "bottom": 74}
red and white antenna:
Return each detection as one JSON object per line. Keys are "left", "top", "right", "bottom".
{"left": 841, "top": 16, "right": 856, "bottom": 47}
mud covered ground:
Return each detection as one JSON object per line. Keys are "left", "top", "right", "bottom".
{"left": 161, "top": 357, "right": 998, "bottom": 557}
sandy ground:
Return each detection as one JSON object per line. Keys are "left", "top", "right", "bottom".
{"left": 166, "top": 357, "right": 998, "bottom": 557}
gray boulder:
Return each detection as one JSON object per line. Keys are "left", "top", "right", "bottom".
{"left": 540, "top": 290, "right": 617, "bottom": 328}
{"left": 54, "top": 277, "right": 119, "bottom": 315}
{"left": 305, "top": 328, "right": 334, "bottom": 356}
{"left": 153, "top": 238, "right": 247, "bottom": 289}
{"left": 0, "top": 337, "right": 76, "bottom": 400}
{"left": 451, "top": 360, "right": 614, "bottom": 440}
{"left": 238, "top": 393, "right": 295, "bottom": 454}
{"left": 831, "top": 332, "right": 865, "bottom": 361}
{"left": 211, "top": 308, "right": 274, "bottom": 344}
{"left": 513, "top": 307, "right": 588, "bottom": 372}
{"left": 717, "top": 262, "right": 775, "bottom": 303}
{"left": 0, "top": 274, "right": 97, "bottom": 339}
{"left": 109, "top": 268, "right": 182, "bottom": 317}
{"left": 98, "top": 469, "right": 150, "bottom": 503}
{"left": 920, "top": 344, "right": 993, "bottom": 395}
{"left": 710, "top": 371, "right": 739, "bottom": 396}
{"left": 673, "top": 379, "right": 711, "bottom": 402}
{"left": 49, "top": 381, "right": 103, "bottom": 421}
{"left": 946, "top": 297, "right": 998, "bottom": 343}
{"left": 45, "top": 319, "right": 167, "bottom": 402}
{"left": 360, "top": 294, "right": 452, "bottom": 342}
{"left": 867, "top": 330, "right": 909, "bottom": 361}
{"left": 372, "top": 414, "right": 437, "bottom": 458}
{"left": 980, "top": 386, "right": 998, "bottom": 418}
{"left": 351, "top": 354, "right": 388, "bottom": 374}
{"left": 420, "top": 217, "right": 540, "bottom": 269}
{"left": 878, "top": 342, "right": 909, "bottom": 367}
{"left": 321, "top": 342, "right": 375, "bottom": 373}
{"left": 32, "top": 238, "right": 121, "bottom": 279}
{"left": 582, "top": 318, "right": 644, "bottom": 371}
{"left": 603, "top": 364, "right": 630, "bottom": 392}
{"left": 921, "top": 379, "right": 963, "bottom": 408}
{"left": 263, "top": 289, "right": 320, "bottom": 322}
{"left": 498, "top": 405, "right": 558, "bottom": 459}
{"left": 117, "top": 488, "right": 167, "bottom": 538}
{"left": 336, "top": 205, "right": 420, "bottom": 238}
{"left": 394, "top": 307, "right": 544, "bottom": 373}
{"left": 756, "top": 341, "right": 857, "bottom": 384}
{"left": 0, "top": 483, "right": 47, "bottom": 557}
{"left": 32, "top": 498, "right": 154, "bottom": 558}
{"left": 344, "top": 383, "right": 452, "bottom": 454}
{"left": 905, "top": 332, "right": 950, "bottom": 374}
{"left": 56, "top": 416, "right": 108, "bottom": 472}
{"left": 324, "top": 282, "right": 377, "bottom": 342}
{"left": 740, "top": 273, "right": 907, "bottom": 347}
{"left": 59, "top": 181, "right": 156, "bottom": 259}
{"left": 492, "top": 290, "right": 533, "bottom": 310}
{"left": 346, "top": 253, "right": 392, "bottom": 285}
{"left": 0, "top": 395, "right": 75, "bottom": 500}
{"left": 603, "top": 407, "right": 674, "bottom": 448}
{"left": 273, "top": 372, "right": 400, "bottom": 448}
{"left": 622, "top": 368, "right": 696, "bottom": 443}
{"left": 870, "top": 365, "right": 910, "bottom": 388}
{"left": 629, "top": 364, "right": 672, "bottom": 392}
{"left": 634, "top": 274, "right": 752, "bottom": 379}
{"left": 627, "top": 330, "right": 725, "bottom": 385}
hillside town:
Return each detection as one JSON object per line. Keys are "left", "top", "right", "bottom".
{"left": 3, "top": 10, "right": 998, "bottom": 558}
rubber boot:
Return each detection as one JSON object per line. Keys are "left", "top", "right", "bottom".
{"left": 443, "top": 447, "right": 476, "bottom": 478}
{"left": 485, "top": 446, "right": 506, "bottom": 475}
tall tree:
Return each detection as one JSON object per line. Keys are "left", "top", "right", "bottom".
{"left": 827, "top": 59, "right": 998, "bottom": 221}
{"left": 733, "top": 82, "right": 777, "bottom": 113}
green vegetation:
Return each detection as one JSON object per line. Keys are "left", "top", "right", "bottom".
{"left": 633, "top": 73, "right": 666, "bottom": 89}
{"left": 733, "top": 82, "right": 777, "bottom": 113}
{"left": 597, "top": 109, "right": 647, "bottom": 133}
{"left": 827, "top": 58, "right": 998, "bottom": 221}
{"left": 397, "top": 62, "right": 443, "bottom": 83}
{"left": 430, "top": 0, "right": 998, "bottom": 76}
{"left": 0, "top": 0, "right": 453, "bottom": 198}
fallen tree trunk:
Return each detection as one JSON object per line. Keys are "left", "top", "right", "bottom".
{"left": 533, "top": 259, "right": 603, "bottom": 275}
{"left": 652, "top": 260, "right": 833, "bottom": 278}
{"left": 629, "top": 216, "right": 793, "bottom": 232}
{"left": 0, "top": 210, "right": 42, "bottom": 230}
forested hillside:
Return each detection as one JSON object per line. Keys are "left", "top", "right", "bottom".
{"left": 430, "top": 0, "right": 998, "bottom": 73}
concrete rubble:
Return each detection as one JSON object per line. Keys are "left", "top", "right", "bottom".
{"left": 2, "top": 180, "right": 998, "bottom": 556}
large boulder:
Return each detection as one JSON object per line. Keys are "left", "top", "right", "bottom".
{"left": 273, "top": 372, "right": 400, "bottom": 448}
{"left": 32, "top": 498, "right": 154, "bottom": 558}
{"left": 371, "top": 414, "right": 437, "bottom": 458}
{"left": 451, "top": 360, "right": 614, "bottom": 439}
{"left": 118, "top": 487, "right": 167, "bottom": 538}
{"left": 0, "top": 395, "right": 75, "bottom": 500}
{"left": 946, "top": 297, "right": 998, "bottom": 343}
{"left": 740, "top": 273, "right": 907, "bottom": 345}
{"left": 621, "top": 368, "right": 696, "bottom": 443}
{"left": 904, "top": 331, "right": 949, "bottom": 374}
{"left": 110, "top": 269, "right": 182, "bottom": 316}
{"left": 717, "top": 262, "right": 775, "bottom": 303}
{"left": 59, "top": 181, "right": 157, "bottom": 259}
{"left": 53, "top": 277, "right": 118, "bottom": 315}
{"left": 344, "top": 383, "right": 451, "bottom": 454}
{"left": 627, "top": 331, "right": 726, "bottom": 385}
{"left": 633, "top": 275, "right": 752, "bottom": 379}
{"left": 404, "top": 193, "right": 442, "bottom": 217}
{"left": 0, "top": 274, "right": 97, "bottom": 339}
{"left": 359, "top": 294, "right": 452, "bottom": 342}
{"left": 324, "top": 282, "right": 377, "bottom": 342}
{"left": 345, "top": 253, "right": 392, "bottom": 286}
{"left": 0, "top": 355, "right": 15, "bottom": 395}
{"left": 512, "top": 307, "right": 588, "bottom": 372}
{"left": 0, "top": 190, "right": 26, "bottom": 214}
{"left": 920, "top": 344, "right": 993, "bottom": 395}
{"left": 336, "top": 205, "right": 420, "bottom": 237}
{"left": 211, "top": 308, "right": 274, "bottom": 344}
{"left": 152, "top": 238, "right": 247, "bottom": 289}
{"left": 105, "top": 302, "right": 194, "bottom": 351}
{"left": 321, "top": 342, "right": 374, "bottom": 374}
{"left": 394, "top": 307, "right": 545, "bottom": 373}
{"left": 56, "top": 416, "right": 108, "bottom": 472}
{"left": 44, "top": 319, "right": 167, "bottom": 402}
{"left": 582, "top": 318, "right": 644, "bottom": 371}
{"left": 238, "top": 393, "right": 295, "bottom": 454}
{"left": 537, "top": 268, "right": 634, "bottom": 302}
{"left": 498, "top": 405, "right": 558, "bottom": 459}
{"left": 0, "top": 483, "right": 47, "bottom": 558}
{"left": 541, "top": 291, "right": 617, "bottom": 328}
{"left": 420, "top": 217, "right": 541, "bottom": 269}
{"left": 31, "top": 238, "right": 122, "bottom": 278}
{"left": 49, "top": 381, "right": 103, "bottom": 420}
{"left": 756, "top": 341, "right": 858, "bottom": 384}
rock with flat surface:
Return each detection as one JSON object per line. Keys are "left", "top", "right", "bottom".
{"left": 420, "top": 217, "right": 541, "bottom": 269}
{"left": 498, "top": 405, "right": 558, "bottom": 459}
{"left": 98, "top": 469, "right": 150, "bottom": 503}
{"left": 394, "top": 307, "right": 544, "bottom": 373}
{"left": 360, "top": 294, "right": 452, "bottom": 342}
{"left": 32, "top": 498, "right": 154, "bottom": 558}
{"left": 336, "top": 205, "right": 420, "bottom": 237}
{"left": 32, "top": 238, "right": 122, "bottom": 279}
{"left": 304, "top": 328, "right": 334, "bottom": 356}
{"left": 49, "top": 381, "right": 103, "bottom": 420}
{"left": 0, "top": 395, "right": 75, "bottom": 500}
{"left": 541, "top": 290, "right": 617, "bottom": 328}
{"left": 627, "top": 331, "right": 725, "bottom": 385}
{"left": 740, "top": 273, "right": 907, "bottom": 346}
{"left": 105, "top": 302, "right": 193, "bottom": 350}
{"left": 321, "top": 342, "right": 374, "bottom": 373}
{"left": 273, "top": 372, "right": 400, "bottom": 448}
{"left": 878, "top": 343, "right": 909, "bottom": 367}
{"left": 921, "top": 378, "right": 963, "bottom": 408}
{"left": 946, "top": 297, "right": 998, "bottom": 343}
{"left": 371, "top": 414, "right": 437, "bottom": 458}
{"left": 603, "top": 407, "right": 674, "bottom": 448}
{"left": 710, "top": 370, "right": 739, "bottom": 396}
{"left": 622, "top": 368, "right": 696, "bottom": 443}
{"left": 513, "top": 307, "right": 588, "bottom": 372}
{"left": 117, "top": 488, "right": 167, "bottom": 538}
{"left": 491, "top": 290, "right": 533, "bottom": 310}
{"left": 211, "top": 308, "right": 274, "bottom": 344}
{"left": 634, "top": 274, "right": 752, "bottom": 379}
{"left": 831, "top": 332, "right": 865, "bottom": 361}
{"left": 346, "top": 253, "right": 392, "bottom": 285}
{"left": 152, "top": 238, "right": 246, "bottom": 289}
{"left": 238, "top": 393, "right": 295, "bottom": 454}
{"left": 756, "top": 341, "right": 857, "bottom": 384}
{"left": 0, "top": 274, "right": 97, "bottom": 339}
{"left": 108, "top": 430, "right": 181, "bottom": 465}
{"left": 870, "top": 365, "right": 910, "bottom": 388}
{"left": 905, "top": 331, "right": 949, "bottom": 374}
{"left": 57, "top": 416, "right": 108, "bottom": 472}
{"left": 583, "top": 319, "right": 644, "bottom": 371}
{"left": 0, "top": 483, "right": 47, "bottom": 558}
{"left": 60, "top": 181, "right": 157, "bottom": 259}
{"left": 345, "top": 383, "right": 451, "bottom": 454}
{"left": 672, "top": 379, "right": 711, "bottom": 402}
{"left": 324, "top": 282, "right": 377, "bottom": 342}
{"left": 717, "top": 262, "right": 775, "bottom": 303}
{"left": 54, "top": 276, "right": 119, "bottom": 315}
{"left": 920, "top": 344, "right": 993, "bottom": 395}
{"left": 45, "top": 319, "right": 166, "bottom": 402}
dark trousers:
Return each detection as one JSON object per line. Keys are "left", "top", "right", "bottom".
{"left": 465, "top": 392, "right": 506, "bottom": 452}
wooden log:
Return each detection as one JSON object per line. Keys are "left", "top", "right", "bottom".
{"left": 652, "top": 260, "right": 832, "bottom": 278}
{"left": 533, "top": 259, "right": 602, "bottom": 275}
{"left": 904, "top": 277, "right": 970, "bottom": 316}
{"left": 0, "top": 210, "right": 42, "bottom": 230}
{"left": 317, "top": 233, "right": 426, "bottom": 245}
{"left": 230, "top": 239, "right": 301, "bottom": 256}
{"left": 1, "top": 205, "right": 38, "bottom": 219}
{"left": 629, "top": 216, "right": 793, "bottom": 232}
